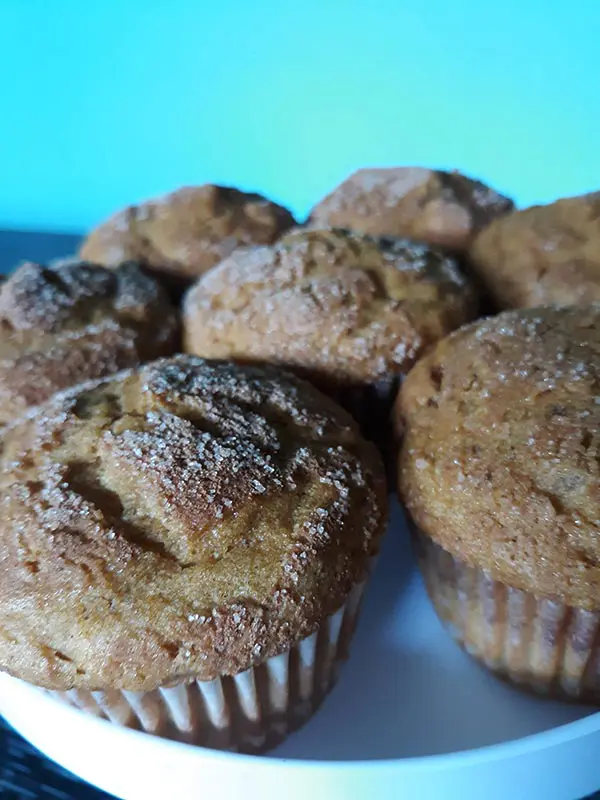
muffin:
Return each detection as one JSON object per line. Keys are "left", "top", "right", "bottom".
{"left": 183, "top": 227, "right": 478, "bottom": 464}
{"left": 309, "top": 168, "right": 513, "bottom": 252}
{"left": 469, "top": 191, "right": 600, "bottom": 308}
{"left": 0, "top": 355, "right": 387, "bottom": 752}
{"left": 0, "top": 259, "right": 179, "bottom": 425}
{"left": 397, "top": 306, "right": 600, "bottom": 701}
{"left": 80, "top": 185, "right": 296, "bottom": 297}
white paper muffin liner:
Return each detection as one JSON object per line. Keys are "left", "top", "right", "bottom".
{"left": 417, "top": 533, "right": 600, "bottom": 703}
{"left": 49, "top": 572, "right": 370, "bottom": 753}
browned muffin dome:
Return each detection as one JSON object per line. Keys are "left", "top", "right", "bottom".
{"left": 183, "top": 228, "right": 477, "bottom": 390}
{"left": 0, "top": 260, "right": 179, "bottom": 425}
{"left": 309, "top": 168, "right": 513, "bottom": 252}
{"left": 469, "top": 192, "right": 600, "bottom": 308}
{"left": 0, "top": 355, "right": 386, "bottom": 691}
{"left": 397, "top": 305, "right": 600, "bottom": 609}
{"left": 80, "top": 185, "right": 296, "bottom": 295}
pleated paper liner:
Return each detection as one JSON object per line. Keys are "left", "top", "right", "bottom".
{"left": 49, "top": 572, "right": 370, "bottom": 754}
{"left": 416, "top": 533, "right": 600, "bottom": 703}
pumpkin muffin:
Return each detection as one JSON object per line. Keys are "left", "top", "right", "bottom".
{"left": 397, "top": 306, "right": 600, "bottom": 701}
{"left": 80, "top": 185, "right": 296, "bottom": 297}
{"left": 183, "top": 227, "right": 477, "bottom": 463}
{"left": 469, "top": 191, "right": 600, "bottom": 308}
{"left": 0, "top": 259, "right": 178, "bottom": 425}
{"left": 309, "top": 168, "right": 513, "bottom": 252}
{"left": 0, "top": 355, "right": 387, "bottom": 752}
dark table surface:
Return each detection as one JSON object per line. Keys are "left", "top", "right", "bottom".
{"left": 0, "top": 229, "right": 114, "bottom": 799}
{"left": 0, "top": 227, "right": 598, "bottom": 800}
{"left": 0, "top": 228, "right": 82, "bottom": 271}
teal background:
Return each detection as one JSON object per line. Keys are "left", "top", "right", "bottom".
{"left": 1, "top": 0, "right": 599, "bottom": 232}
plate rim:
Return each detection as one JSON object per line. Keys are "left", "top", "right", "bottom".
{"left": 2, "top": 674, "right": 599, "bottom": 772}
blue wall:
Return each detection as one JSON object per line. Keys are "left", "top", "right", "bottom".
{"left": 1, "top": 0, "right": 599, "bottom": 232}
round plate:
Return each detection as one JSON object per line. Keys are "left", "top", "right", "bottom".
{"left": 1, "top": 502, "right": 599, "bottom": 800}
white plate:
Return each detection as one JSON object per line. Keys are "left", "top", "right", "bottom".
{"left": 1, "top": 501, "right": 599, "bottom": 800}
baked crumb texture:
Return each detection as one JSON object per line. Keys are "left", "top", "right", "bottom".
{"left": 0, "top": 260, "right": 179, "bottom": 424}
{"left": 0, "top": 355, "right": 386, "bottom": 691}
{"left": 80, "top": 185, "right": 296, "bottom": 293}
{"left": 469, "top": 191, "right": 600, "bottom": 307}
{"left": 309, "top": 167, "right": 513, "bottom": 251}
{"left": 398, "top": 306, "right": 600, "bottom": 610}
{"left": 183, "top": 227, "right": 478, "bottom": 389}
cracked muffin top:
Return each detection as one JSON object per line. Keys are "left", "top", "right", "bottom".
{"left": 80, "top": 185, "right": 296, "bottom": 294}
{"left": 309, "top": 168, "right": 513, "bottom": 252}
{"left": 183, "top": 228, "right": 477, "bottom": 388}
{"left": 0, "top": 355, "right": 387, "bottom": 691}
{"left": 469, "top": 192, "right": 600, "bottom": 308}
{"left": 397, "top": 306, "right": 600, "bottom": 608}
{"left": 0, "top": 260, "right": 179, "bottom": 425}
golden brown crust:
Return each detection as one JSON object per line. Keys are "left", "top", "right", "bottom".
{"left": 309, "top": 168, "right": 513, "bottom": 252}
{"left": 183, "top": 228, "right": 478, "bottom": 388}
{"left": 469, "top": 192, "right": 600, "bottom": 308}
{"left": 80, "top": 185, "right": 296, "bottom": 293}
{"left": 0, "top": 260, "right": 179, "bottom": 424}
{"left": 0, "top": 356, "right": 387, "bottom": 691}
{"left": 397, "top": 306, "right": 600, "bottom": 609}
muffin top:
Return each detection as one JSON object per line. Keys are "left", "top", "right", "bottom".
{"left": 0, "top": 356, "right": 386, "bottom": 691}
{"left": 0, "top": 260, "right": 178, "bottom": 425}
{"left": 469, "top": 192, "right": 600, "bottom": 308}
{"left": 397, "top": 306, "right": 600, "bottom": 608}
{"left": 183, "top": 228, "right": 477, "bottom": 388}
{"left": 80, "top": 185, "right": 296, "bottom": 291}
{"left": 309, "top": 168, "right": 513, "bottom": 252}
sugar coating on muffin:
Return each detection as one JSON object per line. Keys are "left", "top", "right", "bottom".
{"left": 183, "top": 228, "right": 478, "bottom": 388}
{"left": 397, "top": 305, "right": 600, "bottom": 608}
{"left": 469, "top": 191, "right": 600, "bottom": 308}
{"left": 80, "top": 185, "right": 296, "bottom": 291}
{"left": 0, "top": 260, "right": 179, "bottom": 424}
{"left": 0, "top": 355, "right": 386, "bottom": 691}
{"left": 309, "top": 168, "right": 513, "bottom": 252}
